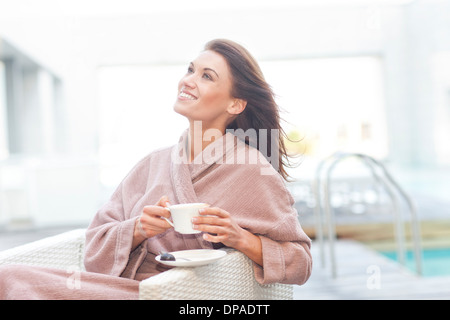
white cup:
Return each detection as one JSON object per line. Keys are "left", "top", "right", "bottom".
{"left": 168, "top": 203, "right": 209, "bottom": 234}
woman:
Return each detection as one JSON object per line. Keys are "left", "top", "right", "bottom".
{"left": 0, "top": 39, "right": 312, "bottom": 299}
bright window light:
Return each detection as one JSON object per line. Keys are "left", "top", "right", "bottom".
{"left": 0, "top": 61, "right": 9, "bottom": 160}
{"left": 97, "top": 55, "right": 389, "bottom": 186}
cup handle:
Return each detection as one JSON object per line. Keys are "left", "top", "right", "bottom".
{"left": 161, "top": 208, "right": 174, "bottom": 227}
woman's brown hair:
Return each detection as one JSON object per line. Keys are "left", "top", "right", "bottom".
{"left": 204, "top": 39, "right": 293, "bottom": 181}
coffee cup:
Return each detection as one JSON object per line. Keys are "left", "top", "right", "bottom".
{"left": 168, "top": 203, "right": 209, "bottom": 234}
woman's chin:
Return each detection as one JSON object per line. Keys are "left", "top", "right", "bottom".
{"left": 173, "top": 104, "right": 197, "bottom": 121}
{"left": 173, "top": 104, "right": 187, "bottom": 116}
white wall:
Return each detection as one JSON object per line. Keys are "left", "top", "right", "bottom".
{"left": 1, "top": 1, "right": 448, "bottom": 165}
{"left": 0, "top": 0, "right": 449, "bottom": 227}
{"left": 0, "top": 61, "right": 8, "bottom": 160}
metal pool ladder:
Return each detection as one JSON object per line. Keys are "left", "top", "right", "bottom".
{"left": 313, "top": 152, "right": 423, "bottom": 278}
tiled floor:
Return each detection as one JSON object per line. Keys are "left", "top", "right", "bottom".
{"left": 293, "top": 239, "right": 450, "bottom": 300}
{"left": 1, "top": 225, "right": 450, "bottom": 299}
{"left": 0, "top": 225, "right": 87, "bottom": 251}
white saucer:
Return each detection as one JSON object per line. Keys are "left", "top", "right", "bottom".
{"left": 156, "top": 249, "right": 227, "bottom": 267}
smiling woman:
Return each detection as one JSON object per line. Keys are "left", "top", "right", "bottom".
{"left": 173, "top": 49, "right": 243, "bottom": 140}
{"left": 0, "top": 39, "right": 312, "bottom": 300}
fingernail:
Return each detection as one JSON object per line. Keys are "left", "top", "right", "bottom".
{"left": 199, "top": 208, "right": 205, "bottom": 214}
{"left": 191, "top": 217, "right": 198, "bottom": 223}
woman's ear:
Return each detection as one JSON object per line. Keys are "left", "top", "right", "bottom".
{"left": 228, "top": 99, "right": 247, "bottom": 116}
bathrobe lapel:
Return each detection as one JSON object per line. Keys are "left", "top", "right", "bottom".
{"left": 170, "top": 130, "right": 236, "bottom": 205}
{"left": 170, "top": 131, "right": 198, "bottom": 204}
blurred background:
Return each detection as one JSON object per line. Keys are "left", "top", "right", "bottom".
{"left": 0, "top": 0, "right": 449, "bottom": 252}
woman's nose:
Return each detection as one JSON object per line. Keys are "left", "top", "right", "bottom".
{"left": 181, "top": 73, "right": 196, "bottom": 89}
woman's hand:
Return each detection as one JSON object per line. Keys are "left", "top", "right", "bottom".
{"left": 192, "top": 207, "right": 263, "bottom": 266}
{"left": 132, "top": 196, "right": 172, "bottom": 250}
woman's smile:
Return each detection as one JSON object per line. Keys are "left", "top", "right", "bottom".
{"left": 178, "top": 88, "right": 198, "bottom": 101}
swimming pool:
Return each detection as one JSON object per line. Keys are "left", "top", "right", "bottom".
{"left": 380, "top": 248, "right": 450, "bottom": 277}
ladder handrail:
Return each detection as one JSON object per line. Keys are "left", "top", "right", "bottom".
{"left": 313, "top": 152, "right": 423, "bottom": 277}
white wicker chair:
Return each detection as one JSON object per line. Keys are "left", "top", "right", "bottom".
{"left": 0, "top": 229, "right": 293, "bottom": 300}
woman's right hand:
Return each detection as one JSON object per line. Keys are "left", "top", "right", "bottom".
{"left": 132, "top": 196, "right": 172, "bottom": 249}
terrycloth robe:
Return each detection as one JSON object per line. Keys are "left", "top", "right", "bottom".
{"left": 84, "top": 130, "right": 312, "bottom": 284}
{"left": 0, "top": 131, "right": 311, "bottom": 299}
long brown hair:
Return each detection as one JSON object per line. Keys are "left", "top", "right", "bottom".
{"left": 204, "top": 39, "right": 293, "bottom": 181}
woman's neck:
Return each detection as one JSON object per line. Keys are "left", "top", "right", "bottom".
{"left": 188, "top": 121, "right": 225, "bottom": 163}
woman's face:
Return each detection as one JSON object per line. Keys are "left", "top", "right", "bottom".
{"left": 173, "top": 50, "right": 237, "bottom": 131}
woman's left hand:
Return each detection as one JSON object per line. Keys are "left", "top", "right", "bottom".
{"left": 192, "top": 206, "right": 263, "bottom": 266}
{"left": 191, "top": 207, "right": 244, "bottom": 248}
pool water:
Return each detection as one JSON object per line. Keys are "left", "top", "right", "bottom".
{"left": 380, "top": 248, "right": 450, "bottom": 277}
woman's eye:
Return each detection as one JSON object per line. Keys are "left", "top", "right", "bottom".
{"left": 187, "top": 67, "right": 194, "bottom": 74}
{"left": 203, "top": 73, "right": 212, "bottom": 80}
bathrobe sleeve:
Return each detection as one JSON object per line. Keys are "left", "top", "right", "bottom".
{"left": 253, "top": 186, "right": 312, "bottom": 285}
{"left": 83, "top": 155, "right": 151, "bottom": 277}
{"left": 228, "top": 153, "right": 313, "bottom": 286}
{"left": 253, "top": 174, "right": 312, "bottom": 286}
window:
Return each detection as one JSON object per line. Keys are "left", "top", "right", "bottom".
{"left": 96, "top": 64, "right": 187, "bottom": 187}
{"left": 96, "top": 56, "right": 389, "bottom": 186}
{"left": 261, "top": 56, "right": 389, "bottom": 160}
{"left": 433, "top": 53, "right": 450, "bottom": 165}
{"left": 0, "top": 40, "right": 62, "bottom": 157}
{"left": 0, "top": 61, "right": 8, "bottom": 160}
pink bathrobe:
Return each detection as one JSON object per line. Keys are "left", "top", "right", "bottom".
{"left": 0, "top": 131, "right": 312, "bottom": 299}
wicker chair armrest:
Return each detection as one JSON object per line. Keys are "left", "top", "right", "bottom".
{"left": 139, "top": 249, "right": 292, "bottom": 300}
{"left": 0, "top": 229, "right": 86, "bottom": 271}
